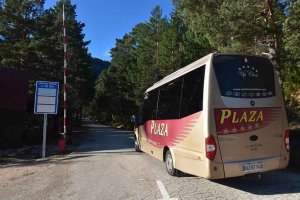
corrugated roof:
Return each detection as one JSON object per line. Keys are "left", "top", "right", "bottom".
{"left": 0, "top": 68, "right": 29, "bottom": 111}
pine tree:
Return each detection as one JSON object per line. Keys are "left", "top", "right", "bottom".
{"left": 92, "top": 33, "right": 137, "bottom": 123}
{"left": 91, "top": 5, "right": 215, "bottom": 125}
{"left": 282, "top": 0, "right": 300, "bottom": 111}
{"left": 175, "top": 1, "right": 286, "bottom": 56}
{"left": 0, "top": 0, "right": 44, "bottom": 71}
{"left": 0, "top": 0, "right": 94, "bottom": 125}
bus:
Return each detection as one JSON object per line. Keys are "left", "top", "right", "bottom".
{"left": 132, "top": 53, "right": 289, "bottom": 179}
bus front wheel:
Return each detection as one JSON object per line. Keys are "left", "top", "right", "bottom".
{"left": 165, "top": 150, "right": 177, "bottom": 176}
{"left": 134, "top": 137, "right": 142, "bottom": 152}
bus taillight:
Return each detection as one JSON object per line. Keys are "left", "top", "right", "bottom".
{"left": 206, "top": 135, "right": 217, "bottom": 161}
{"left": 284, "top": 130, "right": 289, "bottom": 152}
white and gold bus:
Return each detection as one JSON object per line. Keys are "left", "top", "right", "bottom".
{"left": 133, "top": 53, "right": 289, "bottom": 179}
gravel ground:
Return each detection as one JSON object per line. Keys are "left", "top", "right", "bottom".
{"left": 0, "top": 161, "right": 53, "bottom": 186}
{"left": 1, "top": 121, "right": 300, "bottom": 200}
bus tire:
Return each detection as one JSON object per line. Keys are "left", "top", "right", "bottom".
{"left": 165, "top": 150, "right": 177, "bottom": 176}
{"left": 134, "top": 137, "right": 142, "bottom": 152}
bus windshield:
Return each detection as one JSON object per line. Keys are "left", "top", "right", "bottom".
{"left": 213, "top": 55, "right": 275, "bottom": 99}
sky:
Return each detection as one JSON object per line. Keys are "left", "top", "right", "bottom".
{"left": 44, "top": 0, "right": 174, "bottom": 61}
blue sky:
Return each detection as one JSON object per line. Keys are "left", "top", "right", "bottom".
{"left": 45, "top": 0, "right": 174, "bottom": 61}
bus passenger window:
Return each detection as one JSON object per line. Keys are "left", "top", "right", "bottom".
{"left": 156, "top": 78, "right": 183, "bottom": 120}
{"left": 142, "top": 89, "right": 158, "bottom": 122}
{"left": 180, "top": 66, "right": 205, "bottom": 118}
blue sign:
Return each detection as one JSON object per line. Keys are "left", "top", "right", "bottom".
{"left": 34, "top": 81, "right": 59, "bottom": 114}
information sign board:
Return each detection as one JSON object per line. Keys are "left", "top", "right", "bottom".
{"left": 34, "top": 81, "right": 59, "bottom": 114}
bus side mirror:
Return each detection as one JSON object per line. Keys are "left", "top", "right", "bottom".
{"left": 130, "top": 115, "right": 137, "bottom": 123}
{"left": 131, "top": 115, "right": 142, "bottom": 126}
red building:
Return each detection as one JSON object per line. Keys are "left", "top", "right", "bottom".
{"left": 0, "top": 68, "right": 29, "bottom": 148}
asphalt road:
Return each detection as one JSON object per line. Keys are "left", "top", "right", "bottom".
{"left": 1, "top": 120, "right": 300, "bottom": 200}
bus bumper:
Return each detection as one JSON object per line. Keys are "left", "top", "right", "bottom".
{"left": 222, "top": 156, "right": 288, "bottom": 178}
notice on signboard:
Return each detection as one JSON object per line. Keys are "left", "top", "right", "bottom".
{"left": 34, "top": 81, "right": 59, "bottom": 114}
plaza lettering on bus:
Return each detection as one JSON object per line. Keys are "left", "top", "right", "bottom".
{"left": 150, "top": 120, "right": 168, "bottom": 136}
{"left": 213, "top": 108, "right": 281, "bottom": 135}
{"left": 220, "top": 109, "right": 264, "bottom": 124}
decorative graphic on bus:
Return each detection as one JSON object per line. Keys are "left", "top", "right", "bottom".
{"left": 238, "top": 65, "right": 259, "bottom": 79}
{"left": 214, "top": 108, "right": 282, "bottom": 135}
{"left": 150, "top": 121, "right": 168, "bottom": 136}
{"left": 144, "top": 112, "right": 200, "bottom": 148}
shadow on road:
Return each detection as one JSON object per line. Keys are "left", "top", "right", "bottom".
{"left": 72, "top": 119, "right": 135, "bottom": 154}
{"left": 214, "top": 170, "right": 300, "bottom": 195}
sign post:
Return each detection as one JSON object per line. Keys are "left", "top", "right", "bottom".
{"left": 34, "top": 81, "right": 59, "bottom": 159}
{"left": 42, "top": 114, "right": 47, "bottom": 158}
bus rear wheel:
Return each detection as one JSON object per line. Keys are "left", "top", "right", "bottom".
{"left": 165, "top": 150, "right": 177, "bottom": 176}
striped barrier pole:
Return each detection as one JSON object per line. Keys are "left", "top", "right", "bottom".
{"left": 59, "top": 3, "right": 67, "bottom": 153}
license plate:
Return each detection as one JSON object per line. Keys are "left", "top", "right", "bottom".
{"left": 242, "top": 162, "right": 264, "bottom": 172}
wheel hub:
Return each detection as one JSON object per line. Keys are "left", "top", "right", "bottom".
{"left": 166, "top": 155, "right": 173, "bottom": 171}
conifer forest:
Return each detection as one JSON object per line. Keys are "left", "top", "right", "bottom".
{"left": 1, "top": 0, "right": 300, "bottom": 128}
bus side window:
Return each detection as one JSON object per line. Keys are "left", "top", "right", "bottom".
{"left": 180, "top": 66, "right": 205, "bottom": 118}
{"left": 156, "top": 78, "right": 182, "bottom": 120}
{"left": 142, "top": 90, "right": 159, "bottom": 123}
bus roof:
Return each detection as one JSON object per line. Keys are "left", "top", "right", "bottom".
{"left": 145, "top": 53, "right": 213, "bottom": 93}
{"left": 145, "top": 53, "right": 270, "bottom": 93}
